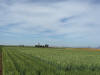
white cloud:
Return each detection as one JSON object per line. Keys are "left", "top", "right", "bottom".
{"left": 0, "top": 0, "right": 100, "bottom": 47}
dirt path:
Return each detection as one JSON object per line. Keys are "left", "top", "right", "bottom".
{"left": 0, "top": 53, "right": 2, "bottom": 75}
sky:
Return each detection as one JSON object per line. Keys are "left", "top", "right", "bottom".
{"left": 0, "top": 0, "right": 100, "bottom": 47}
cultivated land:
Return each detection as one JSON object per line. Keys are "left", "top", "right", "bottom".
{"left": 2, "top": 46, "right": 100, "bottom": 75}
{"left": 0, "top": 46, "right": 2, "bottom": 75}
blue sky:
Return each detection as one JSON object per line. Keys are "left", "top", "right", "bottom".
{"left": 0, "top": 0, "right": 100, "bottom": 47}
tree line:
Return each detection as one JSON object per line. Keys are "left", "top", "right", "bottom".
{"left": 35, "top": 44, "right": 49, "bottom": 48}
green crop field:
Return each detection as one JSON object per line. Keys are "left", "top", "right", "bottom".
{"left": 2, "top": 46, "right": 100, "bottom": 75}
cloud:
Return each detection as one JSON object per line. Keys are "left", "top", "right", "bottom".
{"left": 0, "top": 0, "right": 100, "bottom": 47}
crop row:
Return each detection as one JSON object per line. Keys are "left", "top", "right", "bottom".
{"left": 2, "top": 47, "right": 100, "bottom": 75}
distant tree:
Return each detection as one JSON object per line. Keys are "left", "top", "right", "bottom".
{"left": 35, "top": 45, "right": 37, "bottom": 47}
{"left": 35, "top": 44, "right": 49, "bottom": 48}
{"left": 45, "top": 44, "right": 49, "bottom": 48}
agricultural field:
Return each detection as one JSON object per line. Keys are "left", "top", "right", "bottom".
{"left": 2, "top": 46, "right": 100, "bottom": 75}
{"left": 0, "top": 46, "right": 2, "bottom": 75}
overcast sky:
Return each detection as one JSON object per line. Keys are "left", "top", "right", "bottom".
{"left": 0, "top": 0, "right": 100, "bottom": 47}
